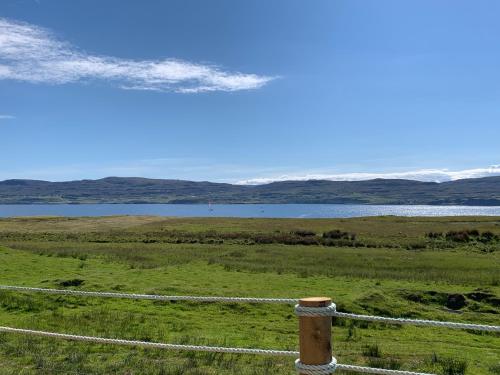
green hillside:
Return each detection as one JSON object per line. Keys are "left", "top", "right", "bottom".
{"left": 1, "top": 176, "right": 499, "bottom": 205}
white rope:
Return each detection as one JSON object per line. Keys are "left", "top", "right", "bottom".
{"left": 332, "top": 311, "right": 500, "bottom": 332}
{"left": 2, "top": 285, "right": 498, "bottom": 332}
{"left": 295, "top": 303, "right": 337, "bottom": 317}
{"left": 295, "top": 358, "right": 337, "bottom": 374}
{"left": 295, "top": 304, "right": 500, "bottom": 332}
{"left": 296, "top": 361, "right": 437, "bottom": 375}
{"left": 335, "top": 364, "right": 435, "bottom": 375}
{"left": 0, "top": 285, "right": 298, "bottom": 304}
{"left": 0, "top": 326, "right": 297, "bottom": 356}
{"left": 0, "top": 326, "right": 437, "bottom": 375}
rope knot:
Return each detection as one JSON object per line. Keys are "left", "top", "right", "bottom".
{"left": 295, "top": 358, "right": 337, "bottom": 374}
{"left": 295, "top": 303, "right": 336, "bottom": 317}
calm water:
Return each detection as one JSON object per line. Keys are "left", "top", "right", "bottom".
{"left": 0, "top": 204, "right": 499, "bottom": 218}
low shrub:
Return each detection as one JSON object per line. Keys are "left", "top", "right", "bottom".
{"left": 429, "top": 354, "right": 468, "bottom": 375}
{"left": 291, "top": 229, "right": 316, "bottom": 237}
{"left": 362, "top": 344, "right": 381, "bottom": 358}
{"left": 442, "top": 229, "right": 498, "bottom": 244}
{"left": 445, "top": 231, "right": 471, "bottom": 242}
{"left": 58, "top": 279, "right": 85, "bottom": 287}
{"left": 322, "top": 230, "right": 353, "bottom": 240}
{"left": 479, "top": 231, "right": 498, "bottom": 243}
{"left": 426, "top": 232, "right": 443, "bottom": 239}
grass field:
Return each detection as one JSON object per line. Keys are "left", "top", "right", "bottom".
{"left": 0, "top": 215, "right": 499, "bottom": 374}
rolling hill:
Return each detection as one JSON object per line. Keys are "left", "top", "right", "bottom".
{"left": 0, "top": 176, "right": 499, "bottom": 205}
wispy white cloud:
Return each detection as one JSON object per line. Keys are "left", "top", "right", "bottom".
{"left": 0, "top": 18, "right": 275, "bottom": 93}
{"left": 0, "top": 114, "right": 15, "bottom": 120}
{"left": 236, "top": 166, "right": 500, "bottom": 185}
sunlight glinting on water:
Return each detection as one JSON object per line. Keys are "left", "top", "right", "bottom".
{"left": 1, "top": 204, "right": 499, "bottom": 218}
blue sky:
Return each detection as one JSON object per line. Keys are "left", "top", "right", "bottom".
{"left": 1, "top": 0, "right": 499, "bottom": 184}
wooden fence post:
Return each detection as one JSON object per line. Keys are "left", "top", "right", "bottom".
{"left": 299, "top": 297, "right": 332, "bottom": 374}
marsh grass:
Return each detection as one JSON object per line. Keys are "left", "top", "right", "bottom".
{"left": 0, "top": 216, "right": 499, "bottom": 374}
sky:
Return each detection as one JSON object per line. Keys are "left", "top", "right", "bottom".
{"left": 1, "top": 0, "right": 499, "bottom": 184}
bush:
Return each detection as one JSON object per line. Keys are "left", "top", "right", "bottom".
{"left": 282, "top": 235, "right": 319, "bottom": 246}
{"left": 291, "top": 229, "right": 316, "bottom": 237}
{"left": 253, "top": 235, "right": 275, "bottom": 244}
{"left": 467, "top": 229, "right": 479, "bottom": 237}
{"left": 426, "top": 232, "right": 443, "bottom": 239}
{"left": 443, "top": 229, "right": 498, "bottom": 244}
{"left": 430, "top": 354, "right": 467, "bottom": 375}
{"left": 445, "top": 231, "right": 471, "bottom": 243}
{"left": 322, "top": 229, "right": 354, "bottom": 240}
{"left": 479, "top": 231, "right": 498, "bottom": 243}
{"left": 58, "top": 279, "right": 85, "bottom": 287}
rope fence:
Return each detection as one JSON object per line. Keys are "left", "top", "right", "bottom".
{"left": 2, "top": 285, "right": 498, "bottom": 332}
{"left": 295, "top": 302, "right": 500, "bottom": 332}
{"left": 0, "top": 326, "right": 298, "bottom": 357}
{"left": 1, "top": 285, "right": 499, "bottom": 374}
{"left": 0, "top": 285, "right": 298, "bottom": 304}
{"left": 0, "top": 326, "right": 434, "bottom": 375}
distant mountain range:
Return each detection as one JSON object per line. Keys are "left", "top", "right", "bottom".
{"left": 0, "top": 176, "right": 499, "bottom": 205}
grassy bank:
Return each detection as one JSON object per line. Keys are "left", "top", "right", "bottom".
{"left": 0, "top": 216, "right": 499, "bottom": 374}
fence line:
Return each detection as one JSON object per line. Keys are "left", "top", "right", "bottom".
{"left": 295, "top": 303, "right": 500, "bottom": 332}
{"left": 332, "top": 311, "right": 500, "bottom": 332}
{"left": 0, "top": 326, "right": 297, "bottom": 356}
{"left": 0, "top": 326, "right": 435, "bottom": 375}
{"left": 2, "top": 285, "right": 499, "bottom": 332}
{"left": 2, "top": 285, "right": 499, "bottom": 374}
{"left": 0, "top": 285, "right": 298, "bottom": 304}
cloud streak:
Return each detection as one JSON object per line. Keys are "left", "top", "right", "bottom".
{"left": 0, "top": 114, "right": 15, "bottom": 120}
{"left": 0, "top": 18, "right": 274, "bottom": 93}
{"left": 236, "top": 166, "right": 500, "bottom": 185}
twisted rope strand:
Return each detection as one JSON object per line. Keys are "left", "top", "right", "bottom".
{"left": 0, "top": 285, "right": 298, "bottom": 304}
{"left": 332, "top": 311, "right": 500, "bottom": 332}
{"left": 0, "top": 326, "right": 436, "bottom": 375}
{"left": 295, "top": 304, "right": 500, "bottom": 332}
{"left": 0, "top": 326, "right": 298, "bottom": 357}
{"left": 2, "top": 285, "right": 498, "bottom": 332}
{"left": 336, "top": 364, "right": 436, "bottom": 375}
{"left": 295, "top": 303, "right": 337, "bottom": 317}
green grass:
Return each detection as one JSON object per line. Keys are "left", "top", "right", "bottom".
{"left": 0, "top": 216, "right": 499, "bottom": 374}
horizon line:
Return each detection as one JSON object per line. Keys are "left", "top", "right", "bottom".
{"left": 1, "top": 174, "right": 499, "bottom": 185}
